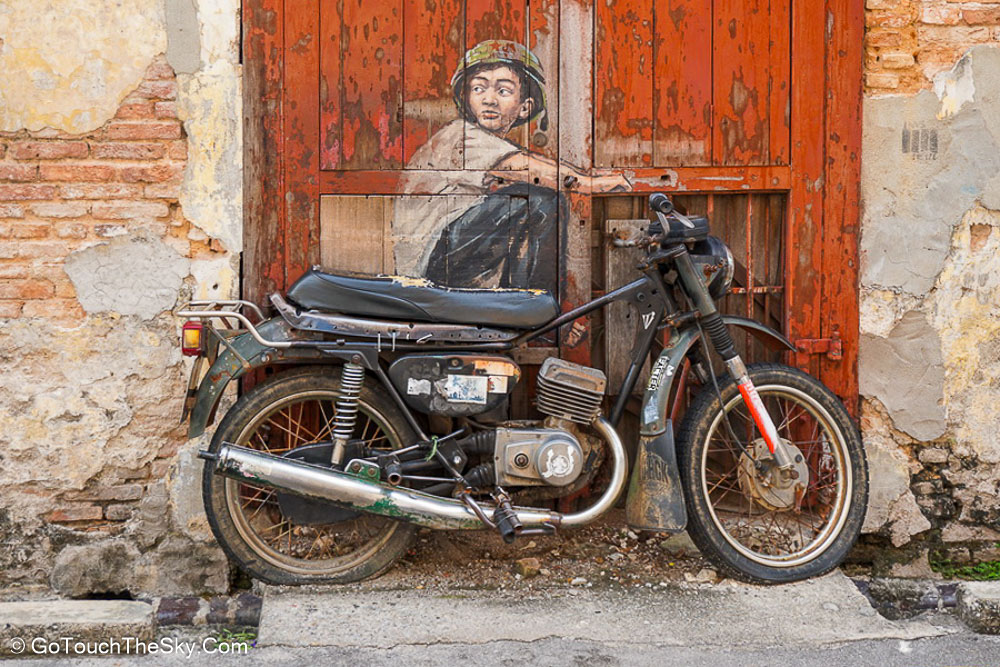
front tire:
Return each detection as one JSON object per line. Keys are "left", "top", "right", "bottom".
{"left": 202, "top": 366, "right": 417, "bottom": 585}
{"left": 677, "top": 363, "right": 868, "bottom": 584}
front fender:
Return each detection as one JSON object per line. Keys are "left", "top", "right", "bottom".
{"left": 639, "top": 316, "right": 795, "bottom": 437}
{"left": 187, "top": 318, "right": 329, "bottom": 439}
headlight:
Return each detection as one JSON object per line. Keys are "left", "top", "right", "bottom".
{"left": 689, "top": 236, "right": 735, "bottom": 300}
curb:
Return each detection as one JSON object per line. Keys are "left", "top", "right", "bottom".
{"left": 956, "top": 582, "right": 1000, "bottom": 635}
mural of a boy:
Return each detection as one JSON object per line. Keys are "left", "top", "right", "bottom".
{"left": 393, "top": 40, "right": 630, "bottom": 293}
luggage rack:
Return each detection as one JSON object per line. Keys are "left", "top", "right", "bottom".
{"left": 176, "top": 299, "right": 294, "bottom": 349}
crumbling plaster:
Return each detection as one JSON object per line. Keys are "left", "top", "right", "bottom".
{"left": 0, "top": 0, "right": 242, "bottom": 596}
{"left": 860, "top": 45, "right": 1000, "bottom": 546}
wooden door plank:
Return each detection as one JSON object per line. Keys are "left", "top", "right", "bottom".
{"left": 767, "top": 0, "right": 791, "bottom": 165}
{"left": 595, "top": 0, "right": 654, "bottom": 167}
{"left": 283, "top": 0, "right": 321, "bottom": 285}
{"left": 401, "top": 0, "right": 464, "bottom": 167}
{"left": 786, "top": 0, "right": 825, "bottom": 378}
{"left": 653, "top": 0, "right": 713, "bottom": 167}
{"left": 559, "top": 0, "right": 593, "bottom": 366}
{"left": 604, "top": 216, "right": 652, "bottom": 392}
{"left": 820, "top": 0, "right": 863, "bottom": 411}
{"left": 464, "top": 0, "right": 531, "bottom": 154}
{"left": 528, "top": 0, "right": 559, "bottom": 161}
{"left": 243, "top": 0, "right": 284, "bottom": 304}
{"left": 712, "top": 0, "right": 769, "bottom": 166}
{"left": 341, "top": 0, "right": 403, "bottom": 169}
{"left": 319, "top": 1, "right": 343, "bottom": 170}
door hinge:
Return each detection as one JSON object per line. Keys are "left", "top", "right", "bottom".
{"left": 794, "top": 330, "right": 843, "bottom": 361}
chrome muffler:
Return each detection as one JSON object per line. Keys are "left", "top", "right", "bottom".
{"left": 200, "top": 417, "right": 627, "bottom": 531}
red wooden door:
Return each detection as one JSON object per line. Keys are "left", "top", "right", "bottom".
{"left": 242, "top": 0, "right": 862, "bottom": 408}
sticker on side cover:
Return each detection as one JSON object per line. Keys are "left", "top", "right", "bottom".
{"left": 407, "top": 378, "right": 432, "bottom": 396}
{"left": 443, "top": 374, "right": 489, "bottom": 404}
{"left": 487, "top": 375, "right": 508, "bottom": 393}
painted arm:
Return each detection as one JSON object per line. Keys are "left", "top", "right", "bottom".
{"left": 489, "top": 151, "right": 632, "bottom": 193}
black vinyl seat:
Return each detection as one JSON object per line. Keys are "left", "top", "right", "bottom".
{"left": 284, "top": 267, "right": 560, "bottom": 330}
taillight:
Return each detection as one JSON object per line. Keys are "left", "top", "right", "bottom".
{"left": 181, "top": 320, "right": 204, "bottom": 356}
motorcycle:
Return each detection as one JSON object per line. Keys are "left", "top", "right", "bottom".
{"left": 178, "top": 193, "right": 868, "bottom": 585}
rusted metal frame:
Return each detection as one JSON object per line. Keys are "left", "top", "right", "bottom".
{"left": 786, "top": 0, "right": 826, "bottom": 378}
{"left": 819, "top": 0, "right": 863, "bottom": 412}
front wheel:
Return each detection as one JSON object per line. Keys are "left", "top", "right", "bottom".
{"left": 677, "top": 363, "right": 868, "bottom": 584}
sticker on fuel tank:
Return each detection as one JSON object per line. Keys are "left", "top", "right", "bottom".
{"left": 407, "top": 378, "right": 432, "bottom": 396}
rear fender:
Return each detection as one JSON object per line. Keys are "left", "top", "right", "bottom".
{"left": 187, "top": 318, "right": 372, "bottom": 439}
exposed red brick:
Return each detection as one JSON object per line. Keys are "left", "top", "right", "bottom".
{"left": 17, "top": 241, "right": 73, "bottom": 258}
{"left": 921, "top": 5, "right": 962, "bottom": 25}
{"left": 866, "top": 71, "right": 901, "bottom": 89}
{"left": 0, "top": 164, "right": 38, "bottom": 182}
{"left": 52, "top": 278, "right": 76, "bottom": 299}
{"left": 22, "top": 298, "right": 85, "bottom": 320}
{"left": 0, "top": 264, "right": 28, "bottom": 279}
{"left": 135, "top": 80, "right": 178, "bottom": 100}
{"left": 867, "top": 30, "right": 904, "bottom": 47}
{"left": 60, "top": 183, "right": 143, "bottom": 199}
{"left": 104, "top": 505, "right": 135, "bottom": 521}
{"left": 120, "top": 163, "right": 184, "bottom": 183}
{"left": 881, "top": 52, "right": 917, "bottom": 68}
{"left": 39, "top": 164, "right": 115, "bottom": 182}
{"left": 154, "top": 101, "right": 178, "bottom": 118}
{"left": 104, "top": 121, "right": 182, "bottom": 141}
{"left": 94, "top": 224, "right": 128, "bottom": 238}
{"left": 145, "top": 59, "right": 176, "bottom": 80}
{"left": 0, "top": 279, "right": 54, "bottom": 299}
{"left": 0, "top": 204, "right": 24, "bottom": 218}
{"left": 54, "top": 222, "right": 89, "bottom": 239}
{"left": 114, "top": 102, "right": 156, "bottom": 120}
{"left": 68, "top": 484, "right": 144, "bottom": 502}
{"left": 45, "top": 506, "right": 103, "bottom": 522}
{"left": 0, "top": 223, "right": 8, "bottom": 238}
{"left": 91, "top": 200, "right": 170, "bottom": 219}
{"left": 9, "top": 141, "right": 89, "bottom": 160}
{"left": 0, "top": 184, "right": 57, "bottom": 200}
{"left": 31, "top": 202, "right": 89, "bottom": 218}
{"left": 167, "top": 141, "right": 188, "bottom": 160}
{"left": 0, "top": 301, "right": 24, "bottom": 318}
{"left": 0, "top": 144, "right": 6, "bottom": 159}
{"left": 962, "top": 7, "right": 1000, "bottom": 24}
{"left": 90, "top": 142, "right": 166, "bottom": 160}
{"left": 0, "top": 243, "right": 16, "bottom": 259}
{"left": 144, "top": 181, "right": 182, "bottom": 199}
{"left": 11, "top": 223, "right": 51, "bottom": 239}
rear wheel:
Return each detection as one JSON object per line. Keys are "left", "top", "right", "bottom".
{"left": 202, "top": 367, "right": 417, "bottom": 585}
{"left": 677, "top": 363, "right": 868, "bottom": 584}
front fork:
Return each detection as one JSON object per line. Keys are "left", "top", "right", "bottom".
{"left": 724, "top": 355, "right": 795, "bottom": 469}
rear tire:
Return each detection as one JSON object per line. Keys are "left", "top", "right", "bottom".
{"left": 677, "top": 363, "right": 868, "bottom": 584}
{"left": 202, "top": 367, "right": 417, "bottom": 585}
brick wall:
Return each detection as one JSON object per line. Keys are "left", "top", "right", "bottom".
{"left": 866, "top": 0, "right": 1000, "bottom": 94}
{"left": 0, "top": 55, "right": 213, "bottom": 327}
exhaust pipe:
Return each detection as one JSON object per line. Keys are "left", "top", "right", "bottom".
{"left": 201, "top": 417, "right": 627, "bottom": 531}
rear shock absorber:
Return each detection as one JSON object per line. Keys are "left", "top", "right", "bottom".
{"left": 331, "top": 362, "right": 365, "bottom": 465}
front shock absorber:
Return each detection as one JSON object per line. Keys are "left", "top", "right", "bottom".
{"left": 331, "top": 362, "right": 365, "bottom": 465}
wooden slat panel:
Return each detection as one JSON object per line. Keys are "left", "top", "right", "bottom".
{"left": 713, "top": 0, "right": 769, "bottom": 166}
{"left": 320, "top": 196, "right": 389, "bottom": 273}
{"left": 768, "top": 0, "right": 791, "bottom": 165}
{"left": 653, "top": 0, "right": 713, "bottom": 166}
{"left": 243, "top": 0, "right": 284, "bottom": 304}
{"left": 595, "top": 0, "right": 654, "bottom": 167}
{"left": 821, "top": 0, "right": 863, "bottom": 411}
{"left": 340, "top": 0, "right": 403, "bottom": 169}
{"left": 604, "top": 216, "right": 651, "bottom": 393}
{"left": 319, "top": 1, "right": 343, "bottom": 170}
{"left": 283, "top": 0, "right": 321, "bottom": 284}
{"left": 401, "top": 0, "right": 464, "bottom": 167}
{"left": 465, "top": 0, "right": 531, "bottom": 154}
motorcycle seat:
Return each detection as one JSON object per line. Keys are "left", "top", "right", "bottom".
{"left": 285, "top": 267, "right": 560, "bottom": 330}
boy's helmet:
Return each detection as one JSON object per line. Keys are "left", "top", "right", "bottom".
{"left": 451, "top": 40, "right": 547, "bottom": 130}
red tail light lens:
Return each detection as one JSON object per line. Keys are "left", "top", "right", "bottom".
{"left": 181, "top": 320, "right": 204, "bottom": 356}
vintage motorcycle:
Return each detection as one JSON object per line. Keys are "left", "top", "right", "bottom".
{"left": 178, "top": 193, "right": 868, "bottom": 586}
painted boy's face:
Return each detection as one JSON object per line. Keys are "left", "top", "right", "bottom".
{"left": 467, "top": 66, "right": 533, "bottom": 135}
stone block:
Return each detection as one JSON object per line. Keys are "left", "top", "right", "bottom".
{"left": 0, "top": 600, "right": 154, "bottom": 657}
{"left": 957, "top": 582, "right": 1000, "bottom": 634}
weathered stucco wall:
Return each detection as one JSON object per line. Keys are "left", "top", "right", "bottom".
{"left": 860, "top": 0, "right": 1000, "bottom": 568}
{"left": 0, "top": 0, "right": 241, "bottom": 596}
